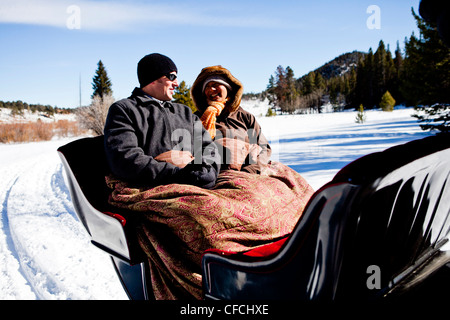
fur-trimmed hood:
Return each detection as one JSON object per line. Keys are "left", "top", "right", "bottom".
{"left": 191, "top": 65, "right": 244, "bottom": 114}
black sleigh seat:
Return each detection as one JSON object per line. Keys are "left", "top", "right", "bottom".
{"left": 201, "top": 133, "right": 450, "bottom": 300}
{"left": 57, "top": 136, "right": 152, "bottom": 300}
{"left": 58, "top": 134, "right": 450, "bottom": 300}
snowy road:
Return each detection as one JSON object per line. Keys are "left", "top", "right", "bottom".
{"left": 0, "top": 107, "right": 432, "bottom": 300}
{"left": 0, "top": 138, "right": 128, "bottom": 299}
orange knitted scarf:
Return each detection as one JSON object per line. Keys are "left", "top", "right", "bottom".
{"left": 200, "top": 101, "right": 226, "bottom": 139}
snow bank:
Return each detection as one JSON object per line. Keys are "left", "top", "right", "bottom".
{"left": 0, "top": 138, "right": 128, "bottom": 300}
{"left": 0, "top": 107, "right": 431, "bottom": 299}
{"left": 0, "top": 108, "right": 76, "bottom": 123}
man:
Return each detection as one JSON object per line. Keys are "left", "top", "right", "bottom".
{"left": 104, "top": 53, "right": 219, "bottom": 189}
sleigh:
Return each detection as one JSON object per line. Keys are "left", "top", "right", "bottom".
{"left": 57, "top": 133, "right": 450, "bottom": 300}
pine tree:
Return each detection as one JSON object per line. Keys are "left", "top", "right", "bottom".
{"left": 380, "top": 90, "right": 396, "bottom": 111}
{"left": 373, "top": 40, "right": 387, "bottom": 103}
{"left": 393, "top": 41, "right": 404, "bottom": 78}
{"left": 91, "top": 60, "right": 113, "bottom": 99}
{"left": 413, "top": 104, "right": 450, "bottom": 134}
{"left": 78, "top": 60, "right": 114, "bottom": 135}
{"left": 345, "top": 69, "right": 357, "bottom": 107}
{"left": 354, "top": 49, "right": 375, "bottom": 108}
{"left": 401, "top": 9, "right": 450, "bottom": 105}
{"left": 351, "top": 41, "right": 401, "bottom": 109}
{"left": 385, "top": 46, "right": 397, "bottom": 97}
{"left": 355, "top": 104, "right": 367, "bottom": 123}
{"left": 314, "top": 72, "right": 325, "bottom": 91}
{"left": 301, "top": 72, "right": 316, "bottom": 96}
{"left": 391, "top": 41, "right": 405, "bottom": 104}
{"left": 329, "top": 79, "right": 338, "bottom": 106}
{"left": 284, "top": 66, "right": 298, "bottom": 113}
{"left": 266, "top": 75, "right": 277, "bottom": 109}
{"left": 267, "top": 66, "right": 297, "bottom": 114}
{"left": 274, "top": 65, "right": 288, "bottom": 111}
{"left": 173, "top": 81, "right": 195, "bottom": 112}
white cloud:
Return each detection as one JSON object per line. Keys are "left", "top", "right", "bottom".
{"left": 0, "top": 0, "right": 176, "bottom": 30}
{"left": 0, "top": 0, "right": 284, "bottom": 31}
{"left": 0, "top": 0, "right": 68, "bottom": 28}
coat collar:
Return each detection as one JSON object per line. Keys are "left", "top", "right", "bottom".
{"left": 131, "top": 87, "right": 171, "bottom": 108}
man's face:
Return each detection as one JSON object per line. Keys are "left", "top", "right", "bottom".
{"left": 143, "top": 71, "right": 178, "bottom": 101}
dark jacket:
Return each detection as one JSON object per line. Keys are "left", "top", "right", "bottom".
{"left": 195, "top": 106, "right": 271, "bottom": 174}
{"left": 104, "top": 88, "right": 220, "bottom": 188}
{"left": 216, "top": 106, "right": 271, "bottom": 174}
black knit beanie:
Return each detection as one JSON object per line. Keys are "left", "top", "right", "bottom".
{"left": 137, "top": 53, "right": 178, "bottom": 88}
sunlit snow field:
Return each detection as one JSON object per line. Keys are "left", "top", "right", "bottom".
{"left": 0, "top": 105, "right": 431, "bottom": 299}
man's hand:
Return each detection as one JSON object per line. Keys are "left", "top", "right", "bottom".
{"left": 155, "top": 150, "right": 195, "bottom": 168}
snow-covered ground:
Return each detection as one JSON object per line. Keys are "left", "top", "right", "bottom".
{"left": 0, "top": 105, "right": 432, "bottom": 300}
{"left": 0, "top": 137, "right": 128, "bottom": 300}
{"left": 0, "top": 108, "right": 75, "bottom": 123}
{"left": 258, "top": 106, "right": 430, "bottom": 190}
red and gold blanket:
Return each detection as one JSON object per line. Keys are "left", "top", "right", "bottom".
{"left": 106, "top": 162, "right": 314, "bottom": 299}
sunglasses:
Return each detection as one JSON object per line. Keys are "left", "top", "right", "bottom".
{"left": 165, "top": 73, "right": 177, "bottom": 81}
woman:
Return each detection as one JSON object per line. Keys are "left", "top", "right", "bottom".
{"left": 106, "top": 66, "right": 314, "bottom": 300}
{"left": 191, "top": 65, "right": 271, "bottom": 174}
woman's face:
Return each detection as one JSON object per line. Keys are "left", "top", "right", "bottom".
{"left": 204, "top": 81, "right": 228, "bottom": 104}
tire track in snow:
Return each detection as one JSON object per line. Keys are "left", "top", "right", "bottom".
{"left": 0, "top": 139, "right": 128, "bottom": 300}
{"left": 3, "top": 154, "right": 70, "bottom": 299}
{"left": 0, "top": 160, "right": 38, "bottom": 299}
{"left": 51, "top": 163, "right": 76, "bottom": 218}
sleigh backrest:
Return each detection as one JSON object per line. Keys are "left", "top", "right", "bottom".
{"left": 331, "top": 133, "right": 450, "bottom": 298}
{"left": 57, "top": 136, "right": 139, "bottom": 263}
{"left": 202, "top": 133, "right": 450, "bottom": 300}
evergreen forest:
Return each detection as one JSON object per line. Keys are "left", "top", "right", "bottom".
{"left": 264, "top": 10, "right": 449, "bottom": 115}
{"left": 2, "top": 9, "right": 448, "bottom": 133}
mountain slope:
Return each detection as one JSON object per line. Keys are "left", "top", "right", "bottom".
{"left": 299, "top": 50, "right": 366, "bottom": 81}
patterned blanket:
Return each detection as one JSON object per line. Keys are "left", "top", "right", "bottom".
{"left": 106, "top": 162, "right": 314, "bottom": 299}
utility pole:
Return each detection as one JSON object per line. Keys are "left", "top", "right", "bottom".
{"left": 79, "top": 73, "right": 82, "bottom": 108}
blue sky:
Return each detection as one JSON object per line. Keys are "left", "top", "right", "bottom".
{"left": 0, "top": 0, "right": 420, "bottom": 109}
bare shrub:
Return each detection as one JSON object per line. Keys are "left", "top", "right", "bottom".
{"left": 0, "top": 119, "right": 88, "bottom": 143}
{"left": 54, "top": 119, "right": 84, "bottom": 137}
{"left": 34, "top": 120, "right": 53, "bottom": 141}
{"left": 76, "top": 94, "right": 114, "bottom": 136}
{"left": 0, "top": 121, "right": 54, "bottom": 143}
{"left": 54, "top": 119, "right": 70, "bottom": 137}
{"left": 0, "top": 123, "right": 17, "bottom": 143}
